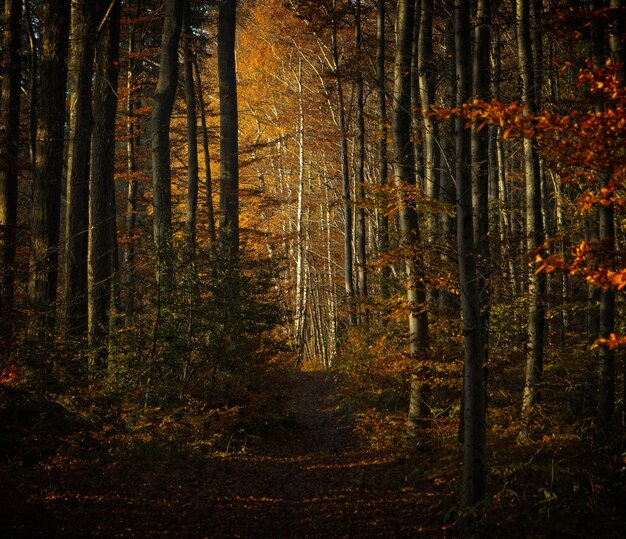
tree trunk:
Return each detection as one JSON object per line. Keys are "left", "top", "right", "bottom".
{"left": 151, "top": 0, "right": 183, "bottom": 300}
{"left": 88, "top": 0, "right": 121, "bottom": 369}
{"left": 218, "top": 0, "right": 239, "bottom": 259}
{"left": 124, "top": 0, "right": 142, "bottom": 326}
{"left": 27, "top": 0, "right": 70, "bottom": 343}
{"left": 471, "top": 0, "right": 490, "bottom": 365}
{"left": 332, "top": 27, "right": 355, "bottom": 326}
{"left": 0, "top": 0, "right": 22, "bottom": 315}
{"left": 393, "top": 0, "right": 427, "bottom": 434}
{"left": 517, "top": 0, "right": 546, "bottom": 422}
{"left": 183, "top": 0, "right": 199, "bottom": 257}
{"left": 455, "top": 0, "right": 487, "bottom": 512}
{"left": 376, "top": 0, "right": 390, "bottom": 303}
{"left": 193, "top": 53, "right": 217, "bottom": 253}
{"left": 64, "top": 0, "right": 98, "bottom": 338}
{"left": 354, "top": 0, "right": 367, "bottom": 316}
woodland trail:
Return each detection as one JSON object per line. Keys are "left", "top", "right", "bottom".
{"left": 2, "top": 372, "right": 446, "bottom": 538}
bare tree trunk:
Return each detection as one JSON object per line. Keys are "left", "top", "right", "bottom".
{"left": 151, "top": 0, "right": 183, "bottom": 300}
{"left": 376, "top": 0, "right": 390, "bottom": 303}
{"left": 471, "top": 0, "right": 490, "bottom": 368}
{"left": 0, "top": 0, "right": 22, "bottom": 315}
{"left": 124, "top": 0, "right": 142, "bottom": 327}
{"left": 294, "top": 60, "right": 306, "bottom": 360}
{"left": 88, "top": 0, "right": 121, "bottom": 369}
{"left": 354, "top": 0, "right": 367, "bottom": 316}
{"left": 183, "top": 0, "right": 199, "bottom": 257}
{"left": 331, "top": 27, "right": 355, "bottom": 326}
{"left": 27, "top": 0, "right": 70, "bottom": 343}
{"left": 592, "top": 0, "right": 616, "bottom": 443}
{"left": 393, "top": 0, "right": 428, "bottom": 434}
{"left": 193, "top": 53, "right": 216, "bottom": 253}
{"left": 518, "top": 0, "right": 546, "bottom": 422}
{"left": 64, "top": 0, "right": 97, "bottom": 338}
{"left": 218, "top": 0, "right": 239, "bottom": 259}
{"left": 455, "top": 0, "right": 487, "bottom": 512}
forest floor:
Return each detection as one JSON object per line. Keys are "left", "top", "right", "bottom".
{"left": 1, "top": 371, "right": 453, "bottom": 538}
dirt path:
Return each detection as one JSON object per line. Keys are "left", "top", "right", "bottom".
{"left": 3, "top": 372, "right": 444, "bottom": 537}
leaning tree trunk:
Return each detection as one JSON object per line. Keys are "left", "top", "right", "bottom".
{"left": 393, "top": 0, "right": 428, "bottom": 434}
{"left": 64, "top": 0, "right": 98, "bottom": 338}
{"left": 218, "top": 0, "right": 239, "bottom": 260}
{"left": 151, "top": 0, "right": 184, "bottom": 300}
{"left": 27, "top": 0, "right": 70, "bottom": 344}
{"left": 88, "top": 0, "right": 121, "bottom": 370}
{"left": 455, "top": 0, "right": 487, "bottom": 512}
{"left": 0, "top": 0, "right": 22, "bottom": 315}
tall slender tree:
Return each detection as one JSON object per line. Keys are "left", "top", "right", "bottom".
{"left": 393, "top": 0, "right": 427, "bottom": 433}
{"left": 151, "top": 0, "right": 184, "bottom": 300}
{"left": 218, "top": 0, "right": 239, "bottom": 259}
{"left": 88, "top": 0, "right": 121, "bottom": 368}
{"left": 0, "top": 0, "right": 22, "bottom": 315}
{"left": 518, "top": 0, "right": 546, "bottom": 422}
{"left": 183, "top": 0, "right": 199, "bottom": 257}
{"left": 64, "top": 0, "right": 98, "bottom": 338}
{"left": 455, "top": 0, "right": 487, "bottom": 511}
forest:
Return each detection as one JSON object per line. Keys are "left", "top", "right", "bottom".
{"left": 1, "top": 0, "right": 626, "bottom": 535}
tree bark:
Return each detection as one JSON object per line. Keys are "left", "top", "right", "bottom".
{"left": 64, "top": 0, "right": 98, "bottom": 338}
{"left": 376, "top": 0, "right": 390, "bottom": 303}
{"left": 151, "top": 0, "right": 183, "bottom": 300}
{"left": 0, "top": 0, "right": 22, "bottom": 315}
{"left": 218, "top": 0, "right": 239, "bottom": 259}
{"left": 88, "top": 0, "right": 121, "bottom": 369}
{"left": 393, "top": 0, "right": 427, "bottom": 433}
{"left": 455, "top": 0, "right": 487, "bottom": 512}
{"left": 192, "top": 53, "right": 217, "bottom": 253}
{"left": 517, "top": 0, "right": 546, "bottom": 422}
{"left": 183, "top": 0, "right": 199, "bottom": 257}
{"left": 27, "top": 0, "right": 70, "bottom": 343}
{"left": 354, "top": 0, "right": 367, "bottom": 314}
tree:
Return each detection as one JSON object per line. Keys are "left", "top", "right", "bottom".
{"left": 64, "top": 0, "right": 99, "bottom": 338}
{"left": 455, "top": 0, "right": 487, "bottom": 511}
{"left": 183, "top": 0, "right": 199, "bottom": 257}
{"left": 88, "top": 0, "right": 121, "bottom": 368}
{"left": 151, "top": 0, "right": 184, "bottom": 300}
{"left": 392, "top": 0, "right": 427, "bottom": 433}
{"left": 218, "top": 0, "right": 239, "bottom": 259}
{"left": 517, "top": 0, "right": 546, "bottom": 423}
{"left": 27, "top": 0, "right": 70, "bottom": 343}
{"left": 0, "top": 0, "right": 22, "bottom": 315}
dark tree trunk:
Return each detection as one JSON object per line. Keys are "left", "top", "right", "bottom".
{"left": 64, "top": 0, "right": 98, "bottom": 338}
{"left": 193, "top": 53, "right": 217, "bottom": 253}
{"left": 393, "top": 0, "right": 427, "bottom": 433}
{"left": 376, "top": 0, "right": 390, "bottom": 302}
{"left": 218, "top": 0, "right": 239, "bottom": 259}
{"left": 183, "top": 0, "right": 199, "bottom": 257}
{"left": 151, "top": 0, "right": 183, "bottom": 299}
{"left": 455, "top": 0, "right": 487, "bottom": 512}
{"left": 0, "top": 0, "right": 22, "bottom": 314}
{"left": 88, "top": 0, "right": 121, "bottom": 369}
{"left": 27, "top": 0, "right": 70, "bottom": 343}
{"left": 354, "top": 0, "right": 367, "bottom": 315}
